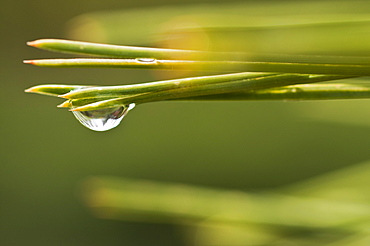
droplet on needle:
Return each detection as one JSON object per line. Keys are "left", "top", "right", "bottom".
{"left": 72, "top": 103, "right": 135, "bottom": 131}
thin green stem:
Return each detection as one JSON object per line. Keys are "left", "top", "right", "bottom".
{"left": 69, "top": 74, "right": 349, "bottom": 111}
{"left": 28, "top": 82, "right": 370, "bottom": 109}
{"left": 27, "top": 39, "right": 205, "bottom": 60}
{"left": 174, "top": 83, "right": 370, "bottom": 101}
{"left": 61, "top": 72, "right": 276, "bottom": 99}
{"left": 27, "top": 39, "right": 370, "bottom": 64}
{"left": 25, "top": 84, "right": 89, "bottom": 97}
{"left": 25, "top": 58, "right": 370, "bottom": 76}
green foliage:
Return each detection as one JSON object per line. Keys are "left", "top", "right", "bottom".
{"left": 25, "top": 38, "right": 370, "bottom": 113}
{"left": 21, "top": 1, "right": 370, "bottom": 244}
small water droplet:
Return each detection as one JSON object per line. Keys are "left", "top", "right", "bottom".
{"left": 290, "top": 88, "right": 298, "bottom": 93}
{"left": 72, "top": 103, "right": 135, "bottom": 131}
{"left": 309, "top": 75, "right": 320, "bottom": 79}
{"left": 136, "top": 58, "right": 156, "bottom": 63}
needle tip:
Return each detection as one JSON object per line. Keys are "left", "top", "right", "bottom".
{"left": 24, "top": 86, "right": 42, "bottom": 93}
{"left": 57, "top": 101, "right": 71, "bottom": 108}
{"left": 26, "top": 39, "right": 47, "bottom": 47}
{"left": 26, "top": 40, "right": 37, "bottom": 47}
{"left": 23, "top": 60, "right": 35, "bottom": 65}
{"left": 24, "top": 88, "right": 33, "bottom": 93}
{"left": 58, "top": 93, "right": 70, "bottom": 99}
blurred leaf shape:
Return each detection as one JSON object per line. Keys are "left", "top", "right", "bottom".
{"left": 297, "top": 99, "right": 370, "bottom": 128}
{"left": 279, "top": 160, "right": 370, "bottom": 204}
{"left": 80, "top": 160, "right": 370, "bottom": 245}
{"left": 67, "top": 0, "right": 370, "bottom": 56}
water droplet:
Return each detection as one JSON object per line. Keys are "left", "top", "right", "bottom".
{"left": 136, "top": 58, "right": 156, "bottom": 63}
{"left": 72, "top": 103, "right": 135, "bottom": 131}
{"left": 290, "top": 88, "right": 298, "bottom": 93}
{"left": 309, "top": 75, "right": 320, "bottom": 79}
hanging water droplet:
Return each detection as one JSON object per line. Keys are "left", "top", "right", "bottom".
{"left": 72, "top": 103, "right": 135, "bottom": 131}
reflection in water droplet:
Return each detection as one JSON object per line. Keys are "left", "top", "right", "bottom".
{"left": 72, "top": 103, "right": 135, "bottom": 131}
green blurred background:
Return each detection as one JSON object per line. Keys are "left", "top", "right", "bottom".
{"left": 1, "top": 0, "right": 370, "bottom": 245}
